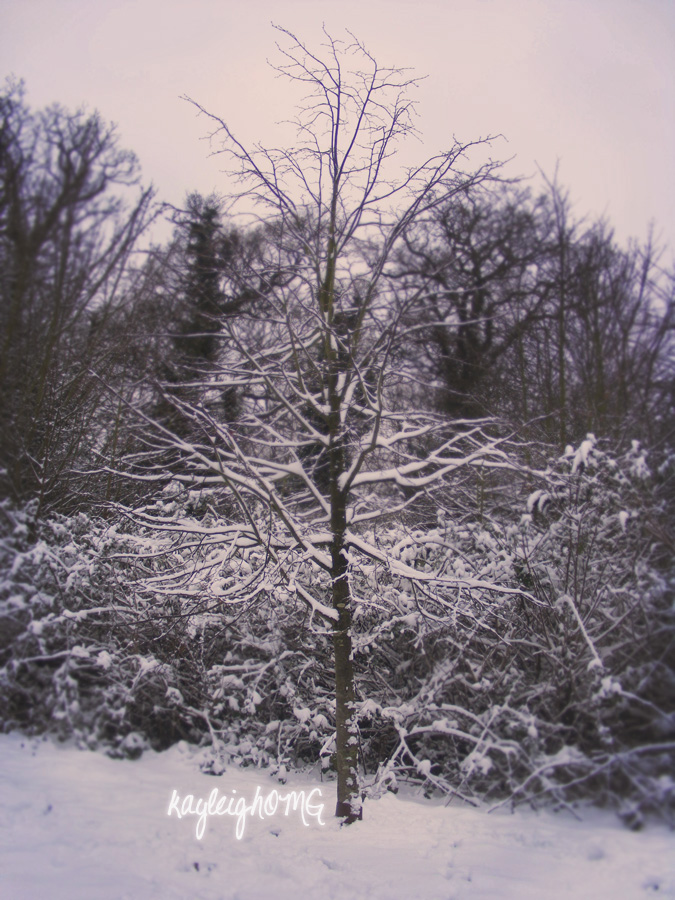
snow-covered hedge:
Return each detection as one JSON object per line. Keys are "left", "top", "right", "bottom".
{"left": 0, "top": 496, "right": 333, "bottom": 770}
{"left": 354, "top": 438, "right": 675, "bottom": 825}
{"left": 1, "top": 439, "right": 673, "bottom": 824}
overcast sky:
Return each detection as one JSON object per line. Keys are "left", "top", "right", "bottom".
{"left": 2, "top": 0, "right": 674, "bottom": 254}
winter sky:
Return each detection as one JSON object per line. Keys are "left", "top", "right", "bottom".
{"left": 1, "top": 0, "right": 674, "bottom": 254}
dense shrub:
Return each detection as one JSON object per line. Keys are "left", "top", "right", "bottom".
{"left": 355, "top": 439, "right": 675, "bottom": 825}
{"left": 1, "top": 439, "right": 672, "bottom": 823}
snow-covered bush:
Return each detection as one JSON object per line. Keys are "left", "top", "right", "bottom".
{"left": 353, "top": 439, "right": 674, "bottom": 823}
{"left": 0, "top": 501, "right": 166, "bottom": 752}
{"left": 0, "top": 499, "right": 221, "bottom": 752}
{"left": 0, "top": 490, "right": 335, "bottom": 769}
{"left": 2, "top": 438, "right": 671, "bottom": 824}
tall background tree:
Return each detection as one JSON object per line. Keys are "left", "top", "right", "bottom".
{"left": 0, "top": 79, "right": 155, "bottom": 516}
{"left": 393, "top": 178, "right": 675, "bottom": 450}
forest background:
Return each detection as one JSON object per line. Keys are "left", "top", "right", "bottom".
{"left": 0, "top": 25, "right": 673, "bottom": 826}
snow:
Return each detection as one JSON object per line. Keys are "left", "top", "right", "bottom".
{"left": 570, "top": 434, "right": 596, "bottom": 473}
{"left": 1, "top": 733, "right": 673, "bottom": 900}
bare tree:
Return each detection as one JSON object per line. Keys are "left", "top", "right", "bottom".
{"left": 123, "top": 27, "right": 528, "bottom": 821}
{"left": 514, "top": 176, "right": 675, "bottom": 449}
{"left": 389, "top": 185, "right": 549, "bottom": 419}
{"left": 0, "top": 79, "right": 155, "bottom": 514}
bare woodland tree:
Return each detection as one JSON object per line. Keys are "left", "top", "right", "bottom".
{"left": 392, "top": 175, "right": 675, "bottom": 449}
{"left": 518, "top": 177, "right": 675, "bottom": 448}
{"left": 389, "top": 185, "right": 549, "bottom": 419}
{"left": 0, "top": 79, "right": 155, "bottom": 514}
{"left": 123, "top": 28, "right": 536, "bottom": 821}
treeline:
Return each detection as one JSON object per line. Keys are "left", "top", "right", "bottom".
{"left": 0, "top": 58, "right": 673, "bottom": 826}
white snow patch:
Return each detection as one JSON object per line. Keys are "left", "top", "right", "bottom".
{"left": 95, "top": 651, "right": 112, "bottom": 670}
{"left": 0, "top": 733, "right": 673, "bottom": 899}
{"left": 571, "top": 434, "right": 596, "bottom": 473}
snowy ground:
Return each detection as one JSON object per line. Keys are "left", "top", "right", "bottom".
{"left": 1, "top": 733, "right": 673, "bottom": 899}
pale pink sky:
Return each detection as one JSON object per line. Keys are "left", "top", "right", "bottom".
{"left": 1, "top": 0, "right": 673, "bottom": 253}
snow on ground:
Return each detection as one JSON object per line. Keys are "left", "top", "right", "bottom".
{"left": 0, "top": 733, "right": 673, "bottom": 900}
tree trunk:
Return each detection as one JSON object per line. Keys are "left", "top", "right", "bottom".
{"left": 331, "top": 537, "right": 361, "bottom": 821}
